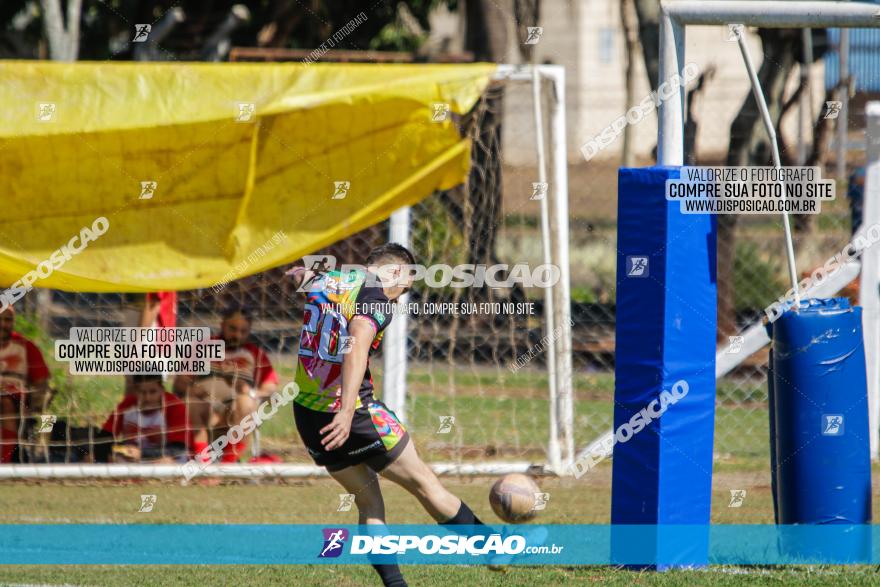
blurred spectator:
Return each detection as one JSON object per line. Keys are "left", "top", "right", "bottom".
{"left": 848, "top": 166, "right": 866, "bottom": 235}
{"left": 96, "top": 373, "right": 188, "bottom": 463}
{"left": 174, "top": 303, "right": 278, "bottom": 463}
{"left": 0, "top": 307, "right": 50, "bottom": 463}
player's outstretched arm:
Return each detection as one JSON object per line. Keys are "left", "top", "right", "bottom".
{"left": 285, "top": 266, "right": 315, "bottom": 292}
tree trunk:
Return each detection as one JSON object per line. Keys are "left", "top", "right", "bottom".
{"left": 684, "top": 67, "right": 716, "bottom": 166}
{"left": 463, "top": 0, "right": 510, "bottom": 283}
{"left": 632, "top": 0, "right": 660, "bottom": 92}
{"left": 466, "top": 0, "right": 510, "bottom": 62}
{"left": 718, "top": 29, "right": 800, "bottom": 339}
{"left": 620, "top": 0, "right": 639, "bottom": 167}
{"left": 40, "top": 0, "right": 82, "bottom": 61}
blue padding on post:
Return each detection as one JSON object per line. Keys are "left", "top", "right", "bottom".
{"left": 768, "top": 298, "right": 872, "bottom": 526}
{"left": 611, "top": 166, "right": 717, "bottom": 567}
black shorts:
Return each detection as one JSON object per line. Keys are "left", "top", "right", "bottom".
{"left": 293, "top": 399, "right": 410, "bottom": 472}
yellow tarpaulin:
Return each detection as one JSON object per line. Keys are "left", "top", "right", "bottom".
{"left": 0, "top": 61, "right": 496, "bottom": 292}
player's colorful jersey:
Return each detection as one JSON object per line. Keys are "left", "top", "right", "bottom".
{"left": 0, "top": 332, "right": 50, "bottom": 398}
{"left": 294, "top": 269, "right": 393, "bottom": 412}
{"left": 102, "top": 392, "right": 188, "bottom": 450}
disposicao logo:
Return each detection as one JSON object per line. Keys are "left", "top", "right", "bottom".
{"left": 319, "top": 528, "right": 349, "bottom": 558}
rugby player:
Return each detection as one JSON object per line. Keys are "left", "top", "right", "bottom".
{"left": 0, "top": 307, "right": 50, "bottom": 463}
{"left": 290, "top": 243, "right": 484, "bottom": 587}
{"left": 174, "top": 304, "right": 278, "bottom": 463}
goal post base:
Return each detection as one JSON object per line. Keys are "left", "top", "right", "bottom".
{"left": 611, "top": 166, "right": 716, "bottom": 565}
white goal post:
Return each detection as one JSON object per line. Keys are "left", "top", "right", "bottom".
{"left": 384, "top": 64, "right": 575, "bottom": 476}
{"left": 1, "top": 64, "right": 573, "bottom": 480}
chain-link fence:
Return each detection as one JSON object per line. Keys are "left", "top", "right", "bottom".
{"left": 1, "top": 75, "right": 595, "bottom": 469}
{"left": 1, "top": 66, "right": 862, "bottom": 479}
{"left": 715, "top": 199, "right": 858, "bottom": 462}
{"left": 695, "top": 71, "right": 862, "bottom": 465}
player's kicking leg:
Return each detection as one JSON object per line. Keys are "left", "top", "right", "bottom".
{"left": 296, "top": 397, "right": 485, "bottom": 585}
{"left": 328, "top": 464, "right": 406, "bottom": 587}
{"left": 382, "top": 438, "right": 547, "bottom": 571}
{"left": 380, "top": 441, "right": 484, "bottom": 526}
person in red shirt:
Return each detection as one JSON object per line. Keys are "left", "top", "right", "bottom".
{"left": 0, "top": 307, "right": 50, "bottom": 463}
{"left": 100, "top": 373, "right": 188, "bottom": 463}
{"left": 173, "top": 304, "right": 279, "bottom": 463}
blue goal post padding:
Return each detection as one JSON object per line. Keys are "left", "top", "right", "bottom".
{"left": 611, "top": 166, "right": 717, "bottom": 567}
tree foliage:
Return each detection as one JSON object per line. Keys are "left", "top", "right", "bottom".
{"left": 0, "top": 1, "right": 458, "bottom": 60}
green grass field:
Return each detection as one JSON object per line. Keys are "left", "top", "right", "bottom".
{"left": 1, "top": 352, "right": 866, "bottom": 585}
{"left": 0, "top": 379, "right": 870, "bottom": 586}
{"left": 0, "top": 470, "right": 878, "bottom": 586}
{"left": 4, "top": 564, "right": 880, "bottom": 586}
{"left": 45, "top": 360, "right": 771, "bottom": 461}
